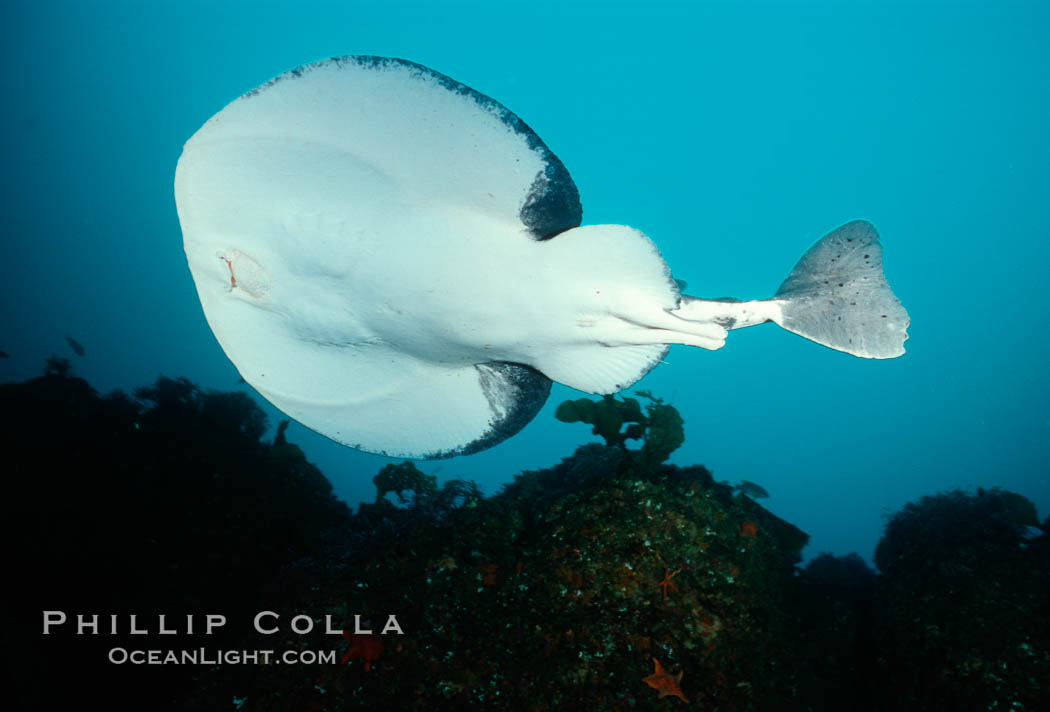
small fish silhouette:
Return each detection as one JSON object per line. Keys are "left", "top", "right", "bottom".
{"left": 65, "top": 336, "right": 85, "bottom": 357}
{"left": 734, "top": 480, "right": 770, "bottom": 498}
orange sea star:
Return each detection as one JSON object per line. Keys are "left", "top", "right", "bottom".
{"left": 340, "top": 631, "right": 384, "bottom": 671}
{"left": 739, "top": 520, "right": 759, "bottom": 538}
{"left": 654, "top": 566, "right": 682, "bottom": 600}
{"left": 643, "top": 657, "right": 689, "bottom": 703}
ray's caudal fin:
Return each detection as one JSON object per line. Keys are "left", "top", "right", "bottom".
{"left": 772, "top": 220, "right": 909, "bottom": 358}
{"left": 676, "top": 220, "right": 909, "bottom": 359}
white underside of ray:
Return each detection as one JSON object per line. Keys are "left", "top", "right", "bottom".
{"left": 176, "top": 59, "right": 717, "bottom": 456}
{"left": 176, "top": 57, "right": 908, "bottom": 458}
{"left": 175, "top": 59, "right": 564, "bottom": 457}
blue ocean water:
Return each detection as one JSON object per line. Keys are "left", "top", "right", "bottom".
{"left": 2, "top": 0, "right": 1047, "bottom": 565}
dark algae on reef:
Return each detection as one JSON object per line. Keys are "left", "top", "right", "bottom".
{"left": 5, "top": 363, "right": 1048, "bottom": 711}
{"left": 872, "top": 489, "right": 1050, "bottom": 711}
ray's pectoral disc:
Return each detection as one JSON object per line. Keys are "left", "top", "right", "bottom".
{"left": 175, "top": 56, "right": 597, "bottom": 459}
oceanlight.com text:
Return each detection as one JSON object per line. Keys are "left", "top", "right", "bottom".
{"left": 108, "top": 647, "right": 339, "bottom": 665}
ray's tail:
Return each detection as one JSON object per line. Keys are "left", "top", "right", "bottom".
{"left": 770, "top": 220, "right": 909, "bottom": 358}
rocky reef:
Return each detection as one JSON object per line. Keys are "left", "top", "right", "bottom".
{"left": 4, "top": 360, "right": 351, "bottom": 711}
{"left": 5, "top": 361, "right": 1048, "bottom": 711}
{"left": 873, "top": 488, "right": 1050, "bottom": 710}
